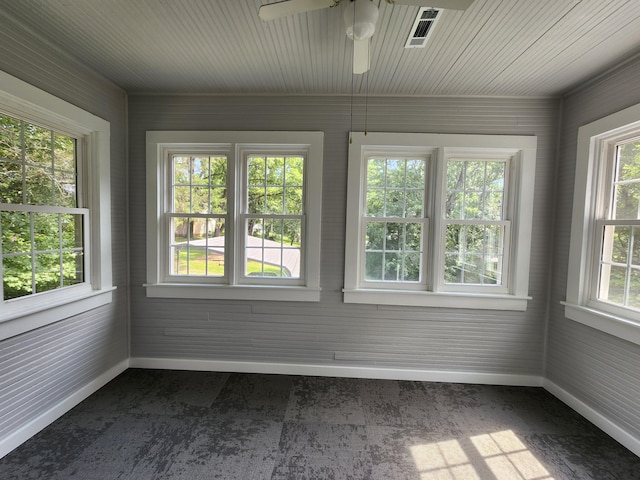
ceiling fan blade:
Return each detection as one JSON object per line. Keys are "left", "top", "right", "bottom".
{"left": 353, "top": 38, "right": 370, "bottom": 75}
{"left": 387, "top": 0, "right": 474, "bottom": 11}
{"left": 259, "top": 0, "right": 337, "bottom": 21}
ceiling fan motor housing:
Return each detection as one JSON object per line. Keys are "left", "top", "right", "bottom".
{"left": 343, "top": 0, "right": 379, "bottom": 40}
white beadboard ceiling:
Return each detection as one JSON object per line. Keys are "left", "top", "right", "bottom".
{"left": 1, "top": 0, "right": 640, "bottom": 96}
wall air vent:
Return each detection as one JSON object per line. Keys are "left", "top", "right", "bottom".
{"left": 405, "top": 7, "right": 441, "bottom": 49}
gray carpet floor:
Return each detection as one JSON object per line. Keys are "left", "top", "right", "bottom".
{"left": 1, "top": 369, "right": 639, "bottom": 479}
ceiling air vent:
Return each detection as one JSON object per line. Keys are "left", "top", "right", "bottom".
{"left": 405, "top": 7, "right": 441, "bottom": 49}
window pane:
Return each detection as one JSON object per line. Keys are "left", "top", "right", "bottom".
{"left": 267, "top": 157, "right": 285, "bottom": 185}
{"left": 1, "top": 211, "right": 29, "bottom": 255}
{"left": 25, "top": 165, "right": 53, "bottom": 205}
{"left": 265, "top": 187, "right": 284, "bottom": 214}
{"left": 365, "top": 252, "right": 383, "bottom": 280}
{"left": 34, "top": 252, "right": 61, "bottom": 293}
{"left": 34, "top": 212, "right": 59, "bottom": 252}
{"left": 54, "top": 133, "right": 75, "bottom": 172}
{"left": 210, "top": 156, "right": 227, "bottom": 186}
{"left": 245, "top": 218, "right": 301, "bottom": 278}
{"left": 284, "top": 187, "right": 303, "bottom": 215}
{"left": 599, "top": 224, "right": 640, "bottom": 309}
{"left": 24, "top": 123, "right": 52, "bottom": 168}
{"left": 173, "top": 156, "right": 190, "bottom": 184}
{"left": 366, "top": 157, "right": 426, "bottom": 219}
{"left": 190, "top": 157, "right": 209, "bottom": 185}
{"left": 405, "top": 189, "right": 424, "bottom": 218}
{"left": 613, "top": 183, "right": 640, "bottom": 220}
{"left": 285, "top": 157, "right": 303, "bottom": 187}
{"left": 3, "top": 254, "right": 32, "bottom": 300}
{"left": 599, "top": 264, "right": 626, "bottom": 305}
{"left": 364, "top": 221, "right": 423, "bottom": 283}
{"left": 0, "top": 114, "right": 22, "bottom": 162}
{"left": 172, "top": 155, "right": 227, "bottom": 215}
{"left": 616, "top": 142, "right": 640, "bottom": 183}
{"left": 612, "top": 142, "right": 640, "bottom": 220}
{"left": 55, "top": 168, "right": 76, "bottom": 208}
{"left": 446, "top": 160, "right": 506, "bottom": 220}
{"left": 384, "top": 252, "right": 400, "bottom": 280}
{"left": 445, "top": 223, "right": 504, "bottom": 285}
{"left": 366, "top": 189, "right": 384, "bottom": 217}
{"left": 191, "top": 186, "right": 209, "bottom": 214}
{"left": 367, "top": 158, "right": 385, "bottom": 187}
{"left": 366, "top": 221, "right": 384, "bottom": 250}
{"left": 210, "top": 187, "right": 227, "bottom": 214}
{"left": 386, "top": 189, "right": 404, "bottom": 217}
{"left": 385, "top": 159, "right": 405, "bottom": 188}
{"left": 204, "top": 218, "right": 225, "bottom": 277}
{"left": 0, "top": 160, "right": 23, "bottom": 204}
{"left": 62, "top": 251, "right": 83, "bottom": 287}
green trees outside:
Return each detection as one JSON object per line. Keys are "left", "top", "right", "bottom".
{"left": 1, "top": 113, "right": 81, "bottom": 300}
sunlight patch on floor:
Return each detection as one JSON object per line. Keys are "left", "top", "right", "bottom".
{"left": 411, "top": 430, "right": 554, "bottom": 480}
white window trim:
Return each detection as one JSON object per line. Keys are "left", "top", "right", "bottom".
{"left": 344, "top": 132, "right": 537, "bottom": 310}
{"left": 145, "top": 131, "right": 323, "bottom": 302}
{"left": 565, "top": 102, "right": 640, "bottom": 346}
{"left": 0, "top": 70, "right": 113, "bottom": 341}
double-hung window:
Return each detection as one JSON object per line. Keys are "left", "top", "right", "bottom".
{"left": 565, "top": 102, "right": 640, "bottom": 345}
{"left": 146, "top": 131, "right": 322, "bottom": 302}
{"left": 0, "top": 70, "right": 112, "bottom": 340}
{"left": 344, "top": 132, "right": 536, "bottom": 310}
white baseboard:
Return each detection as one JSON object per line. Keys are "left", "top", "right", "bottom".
{"left": 129, "top": 357, "right": 544, "bottom": 386}
{"left": 0, "top": 359, "right": 129, "bottom": 459}
{"left": 543, "top": 379, "right": 640, "bottom": 457}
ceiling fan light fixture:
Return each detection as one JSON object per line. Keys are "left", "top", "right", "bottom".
{"left": 343, "top": 0, "right": 379, "bottom": 41}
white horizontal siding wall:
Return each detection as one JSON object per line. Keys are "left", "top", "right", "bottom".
{"left": 546, "top": 56, "right": 640, "bottom": 441}
{"left": 0, "top": 14, "right": 129, "bottom": 456}
{"left": 129, "top": 94, "right": 558, "bottom": 379}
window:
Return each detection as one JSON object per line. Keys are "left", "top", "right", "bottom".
{"left": 1, "top": 113, "right": 85, "bottom": 300}
{"left": 145, "top": 131, "right": 323, "bottom": 302}
{"left": 344, "top": 132, "right": 537, "bottom": 310}
{"left": 565, "top": 102, "right": 640, "bottom": 346}
{"left": 0, "top": 70, "right": 112, "bottom": 340}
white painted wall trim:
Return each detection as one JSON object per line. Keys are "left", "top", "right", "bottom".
{"left": 129, "top": 357, "right": 543, "bottom": 386}
{"left": 544, "top": 379, "right": 640, "bottom": 457}
{"left": 0, "top": 359, "right": 129, "bottom": 459}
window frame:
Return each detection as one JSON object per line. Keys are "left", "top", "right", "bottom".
{"left": 145, "top": 131, "right": 323, "bottom": 302}
{"left": 0, "top": 70, "right": 113, "bottom": 341}
{"left": 344, "top": 132, "right": 537, "bottom": 311}
{"left": 565, "top": 102, "right": 640, "bottom": 346}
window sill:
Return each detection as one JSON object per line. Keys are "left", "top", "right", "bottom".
{"left": 343, "top": 289, "right": 530, "bottom": 311}
{"left": 144, "top": 283, "right": 321, "bottom": 302}
{"left": 0, "top": 287, "right": 115, "bottom": 341}
{"left": 562, "top": 302, "right": 640, "bottom": 347}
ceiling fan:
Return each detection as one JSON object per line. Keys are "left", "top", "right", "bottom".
{"left": 258, "top": 0, "right": 474, "bottom": 74}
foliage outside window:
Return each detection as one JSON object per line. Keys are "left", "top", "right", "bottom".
{"left": 145, "top": 131, "right": 322, "bottom": 302}
{"left": 565, "top": 102, "right": 640, "bottom": 346}
{"left": 1, "top": 113, "right": 85, "bottom": 301}
{"left": 344, "top": 132, "right": 537, "bottom": 310}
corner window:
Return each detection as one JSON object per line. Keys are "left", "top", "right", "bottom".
{"left": 565, "top": 102, "right": 640, "bottom": 345}
{"left": 145, "top": 131, "right": 323, "bottom": 302}
{"left": 344, "top": 132, "right": 537, "bottom": 310}
{"left": 0, "top": 70, "right": 113, "bottom": 340}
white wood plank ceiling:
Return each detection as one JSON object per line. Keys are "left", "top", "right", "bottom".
{"left": 1, "top": 0, "right": 639, "bottom": 96}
